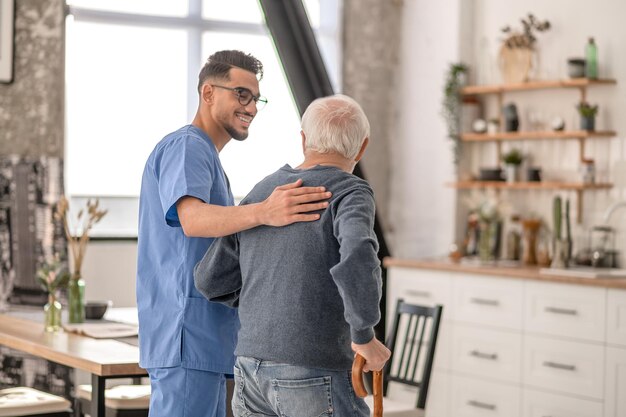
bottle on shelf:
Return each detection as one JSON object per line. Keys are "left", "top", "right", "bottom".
{"left": 585, "top": 37, "right": 598, "bottom": 79}
{"left": 504, "top": 215, "right": 522, "bottom": 261}
{"left": 580, "top": 158, "right": 596, "bottom": 184}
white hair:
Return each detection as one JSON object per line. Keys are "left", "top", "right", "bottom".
{"left": 300, "top": 94, "right": 370, "bottom": 160}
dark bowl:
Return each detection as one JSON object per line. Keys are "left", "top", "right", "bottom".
{"left": 567, "top": 58, "right": 586, "bottom": 78}
{"left": 479, "top": 168, "right": 505, "bottom": 181}
{"left": 85, "top": 301, "right": 111, "bottom": 320}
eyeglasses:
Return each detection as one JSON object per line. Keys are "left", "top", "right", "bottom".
{"left": 211, "top": 85, "right": 268, "bottom": 110}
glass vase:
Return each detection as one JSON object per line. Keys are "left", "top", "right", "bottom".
{"left": 68, "top": 274, "right": 85, "bottom": 323}
{"left": 44, "top": 293, "right": 62, "bottom": 332}
{"left": 478, "top": 220, "right": 496, "bottom": 263}
{"left": 521, "top": 219, "right": 542, "bottom": 265}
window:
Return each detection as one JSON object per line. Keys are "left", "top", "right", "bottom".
{"left": 65, "top": 0, "right": 341, "bottom": 237}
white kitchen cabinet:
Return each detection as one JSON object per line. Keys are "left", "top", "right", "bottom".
{"left": 386, "top": 264, "right": 624, "bottom": 417}
{"left": 452, "top": 274, "right": 523, "bottom": 330}
{"left": 387, "top": 267, "right": 452, "bottom": 370}
{"left": 387, "top": 267, "right": 452, "bottom": 312}
{"left": 385, "top": 371, "right": 449, "bottom": 417}
{"left": 523, "top": 334, "right": 604, "bottom": 400}
{"left": 451, "top": 324, "right": 522, "bottom": 384}
{"left": 522, "top": 388, "right": 603, "bottom": 417}
{"left": 450, "top": 374, "right": 520, "bottom": 417}
{"left": 524, "top": 281, "right": 606, "bottom": 343}
{"left": 607, "top": 289, "right": 626, "bottom": 347}
{"left": 605, "top": 346, "right": 626, "bottom": 417}
{"left": 424, "top": 371, "right": 448, "bottom": 417}
{"left": 431, "top": 321, "right": 451, "bottom": 370}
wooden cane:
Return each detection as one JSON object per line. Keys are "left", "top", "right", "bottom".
{"left": 352, "top": 353, "right": 383, "bottom": 417}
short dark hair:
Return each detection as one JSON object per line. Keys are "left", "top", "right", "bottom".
{"left": 197, "top": 50, "right": 264, "bottom": 93}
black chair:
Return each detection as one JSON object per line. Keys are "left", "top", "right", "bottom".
{"left": 363, "top": 299, "right": 443, "bottom": 416}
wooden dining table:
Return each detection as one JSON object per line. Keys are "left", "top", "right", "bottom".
{"left": 0, "top": 312, "right": 147, "bottom": 417}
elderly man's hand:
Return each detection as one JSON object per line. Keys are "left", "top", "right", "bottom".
{"left": 351, "top": 338, "right": 391, "bottom": 372}
{"left": 259, "top": 179, "right": 331, "bottom": 226}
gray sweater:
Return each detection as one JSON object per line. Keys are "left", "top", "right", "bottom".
{"left": 194, "top": 164, "right": 382, "bottom": 370}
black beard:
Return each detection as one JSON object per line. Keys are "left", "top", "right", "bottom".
{"left": 225, "top": 125, "right": 248, "bottom": 141}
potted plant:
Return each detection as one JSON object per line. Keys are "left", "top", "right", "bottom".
{"left": 54, "top": 197, "right": 107, "bottom": 323}
{"left": 36, "top": 255, "right": 70, "bottom": 332}
{"left": 576, "top": 102, "right": 599, "bottom": 131}
{"left": 502, "top": 148, "right": 524, "bottom": 183}
{"left": 441, "top": 62, "right": 469, "bottom": 165}
{"left": 499, "top": 13, "right": 550, "bottom": 83}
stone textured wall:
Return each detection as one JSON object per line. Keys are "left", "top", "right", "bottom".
{"left": 342, "top": 0, "right": 403, "bottom": 248}
{"left": 0, "top": 0, "right": 65, "bottom": 157}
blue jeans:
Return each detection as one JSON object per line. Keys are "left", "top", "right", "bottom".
{"left": 147, "top": 366, "right": 227, "bottom": 417}
{"left": 233, "top": 356, "right": 370, "bottom": 417}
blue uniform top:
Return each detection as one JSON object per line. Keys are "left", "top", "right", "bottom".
{"left": 137, "top": 124, "right": 238, "bottom": 373}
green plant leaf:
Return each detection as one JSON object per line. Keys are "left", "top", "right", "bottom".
{"left": 51, "top": 270, "right": 70, "bottom": 291}
{"left": 502, "top": 148, "right": 524, "bottom": 165}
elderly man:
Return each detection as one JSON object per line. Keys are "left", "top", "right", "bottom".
{"left": 194, "top": 94, "right": 390, "bottom": 417}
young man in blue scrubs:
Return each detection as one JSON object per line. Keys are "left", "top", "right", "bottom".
{"left": 136, "top": 50, "right": 331, "bottom": 417}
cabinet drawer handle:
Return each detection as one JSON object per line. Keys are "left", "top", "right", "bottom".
{"left": 470, "top": 297, "right": 500, "bottom": 306}
{"left": 544, "top": 306, "right": 578, "bottom": 316}
{"left": 467, "top": 400, "right": 496, "bottom": 410}
{"left": 543, "top": 361, "right": 576, "bottom": 371}
{"left": 469, "top": 350, "right": 498, "bottom": 360}
{"left": 406, "top": 289, "right": 431, "bottom": 298}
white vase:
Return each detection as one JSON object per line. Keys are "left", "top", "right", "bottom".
{"left": 499, "top": 46, "right": 534, "bottom": 84}
{"left": 551, "top": 239, "right": 569, "bottom": 269}
{"left": 505, "top": 164, "right": 520, "bottom": 183}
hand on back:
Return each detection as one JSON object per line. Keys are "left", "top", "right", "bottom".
{"left": 260, "top": 179, "right": 331, "bottom": 226}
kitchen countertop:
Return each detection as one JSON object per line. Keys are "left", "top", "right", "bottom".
{"left": 383, "top": 257, "right": 626, "bottom": 289}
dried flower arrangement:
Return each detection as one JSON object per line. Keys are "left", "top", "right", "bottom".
{"left": 464, "top": 190, "right": 510, "bottom": 223}
{"left": 501, "top": 13, "right": 550, "bottom": 49}
{"left": 54, "top": 197, "right": 108, "bottom": 279}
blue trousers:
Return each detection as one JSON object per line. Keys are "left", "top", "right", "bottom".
{"left": 147, "top": 366, "right": 227, "bottom": 417}
{"left": 233, "top": 356, "right": 369, "bottom": 417}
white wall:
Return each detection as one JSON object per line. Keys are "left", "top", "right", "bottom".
{"left": 79, "top": 241, "right": 138, "bottom": 307}
{"left": 388, "top": 0, "right": 464, "bottom": 258}
{"left": 390, "top": 0, "right": 626, "bottom": 263}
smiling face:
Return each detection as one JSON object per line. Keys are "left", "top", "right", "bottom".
{"left": 210, "top": 67, "right": 261, "bottom": 142}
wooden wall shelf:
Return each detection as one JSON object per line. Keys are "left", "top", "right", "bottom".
{"left": 448, "top": 181, "right": 612, "bottom": 190}
{"left": 448, "top": 181, "right": 613, "bottom": 223}
{"left": 460, "top": 130, "right": 616, "bottom": 142}
{"left": 460, "top": 78, "right": 616, "bottom": 96}
{"left": 454, "top": 77, "right": 617, "bottom": 224}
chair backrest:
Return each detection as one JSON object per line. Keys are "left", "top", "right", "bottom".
{"left": 383, "top": 299, "right": 443, "bottom": 409}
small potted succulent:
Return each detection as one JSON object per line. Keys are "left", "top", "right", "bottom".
{"left": 577, "top": 102, "right": 599, "bottom": 131}
{"left": 502, "top": 148, "right": 524, "bottom": 183}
